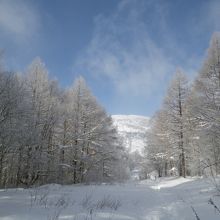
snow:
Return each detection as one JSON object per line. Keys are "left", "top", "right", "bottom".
{"left": 149, "top": 177, "right": 195, "bottom": 190}
{"left": 112, "top": 115, "right": 150, "bottom": 133}
{"left": 1, "top": 177, "right": 220, "bottom": 220}
{"left": 112, "top": 115, "right": 150, "bottom": 154}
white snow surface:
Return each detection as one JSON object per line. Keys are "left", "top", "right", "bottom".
{"left": 1, "top": 177, "right": 220, "bottom": 220}
{"left": 112, "top": 115, "right": 150, "bottom": 154}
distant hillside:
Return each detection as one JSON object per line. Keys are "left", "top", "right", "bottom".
{"left": 112, "top": 115, "right": 150, "bottom": 154}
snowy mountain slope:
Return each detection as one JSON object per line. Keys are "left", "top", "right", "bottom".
{"left": 112, "top": 115, "right": 150, "bottom": 154}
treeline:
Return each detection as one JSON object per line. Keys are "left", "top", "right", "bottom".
{"left": 0, "top": 58, "right": 128, "bottom": 188}
{"left": 144, "top": 33, "right": 220, "bottom": 178}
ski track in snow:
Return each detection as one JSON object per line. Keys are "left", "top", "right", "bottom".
{"left": 0, "top": 177, "right": 220, "bottom": 220}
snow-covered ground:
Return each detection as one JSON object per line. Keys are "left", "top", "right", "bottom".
{"left": 112, "top": 115, "right": 150, "bottom": 154}
{"left": 1, "top": 177, "right": 220, "bottom": 220}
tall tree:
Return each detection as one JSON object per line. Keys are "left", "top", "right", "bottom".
{"left": 164, "top": 70, "right": 189, "bottom": 177}
{"left": 19, "top": 58, "right": 59, "bottom": 186}
{"left": 145, "top": 71, "right": 189, "bottom": 178}
{"left": 145, "top": 110, "right": 171, "bottom": 177}
{"left": 189, "top": 33, "right": 220, "bottom": 175}
{"left": 0, "top": 71, "right": 23, "bottom": 186}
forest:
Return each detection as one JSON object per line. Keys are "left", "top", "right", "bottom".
{"left": 144, "top": 33, "right": 220, "bottom": 182}
{"left": 0, "top": 57, "right": 128, "bottom": 187}
{"left": 0, "top": 33, "right": 220, "bottom": 190}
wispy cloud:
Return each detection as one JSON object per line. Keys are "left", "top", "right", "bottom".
{"left": 75, "top": 0, "right": 176, "bottom": 98}
{"left": 0, "top": 0, "right": 40, "bottom": 41}
{"left": 75, "top": 0, "right": 220, "bottom": 100}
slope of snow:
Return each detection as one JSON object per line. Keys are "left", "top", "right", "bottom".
{"left": 112, "top": 115, "right": 150, "bottom": 154}
{"left": 0, "top": 178, "right": 220, "bottom": 220}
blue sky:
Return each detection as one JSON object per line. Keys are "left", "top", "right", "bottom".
{"left": 0, "top": 0, "right": 220, "bottom": 116}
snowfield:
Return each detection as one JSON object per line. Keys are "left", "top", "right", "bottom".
{"left": 1, "top": 177, "right": 220, "bottom": 220}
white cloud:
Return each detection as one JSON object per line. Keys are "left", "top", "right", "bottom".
{"left": 75, "top": 0, "right": 175, "bottom": 97}
{"left": 0, "top": 0, "right": 40, "bottom": 40}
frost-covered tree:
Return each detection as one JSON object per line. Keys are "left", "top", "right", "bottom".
{"left": 0, "top": 71, "right": 24, "bottom": 186}
{"left": 163, "top": 70, "right": 189, "bottom": 177}
{"left": 17, "top": 58, "right": 60, "bottom": 186}
{"left": 145, "top": 71, "right": 189, "bottom": 178}
{"left": 145, "top": 110, "right": 172, "bottom": 177}
{"left": 188, "top": 33, "right": 220, "bottom": 175}
{"left": 55, "top": 77, "right": 126, "bottom": 184}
